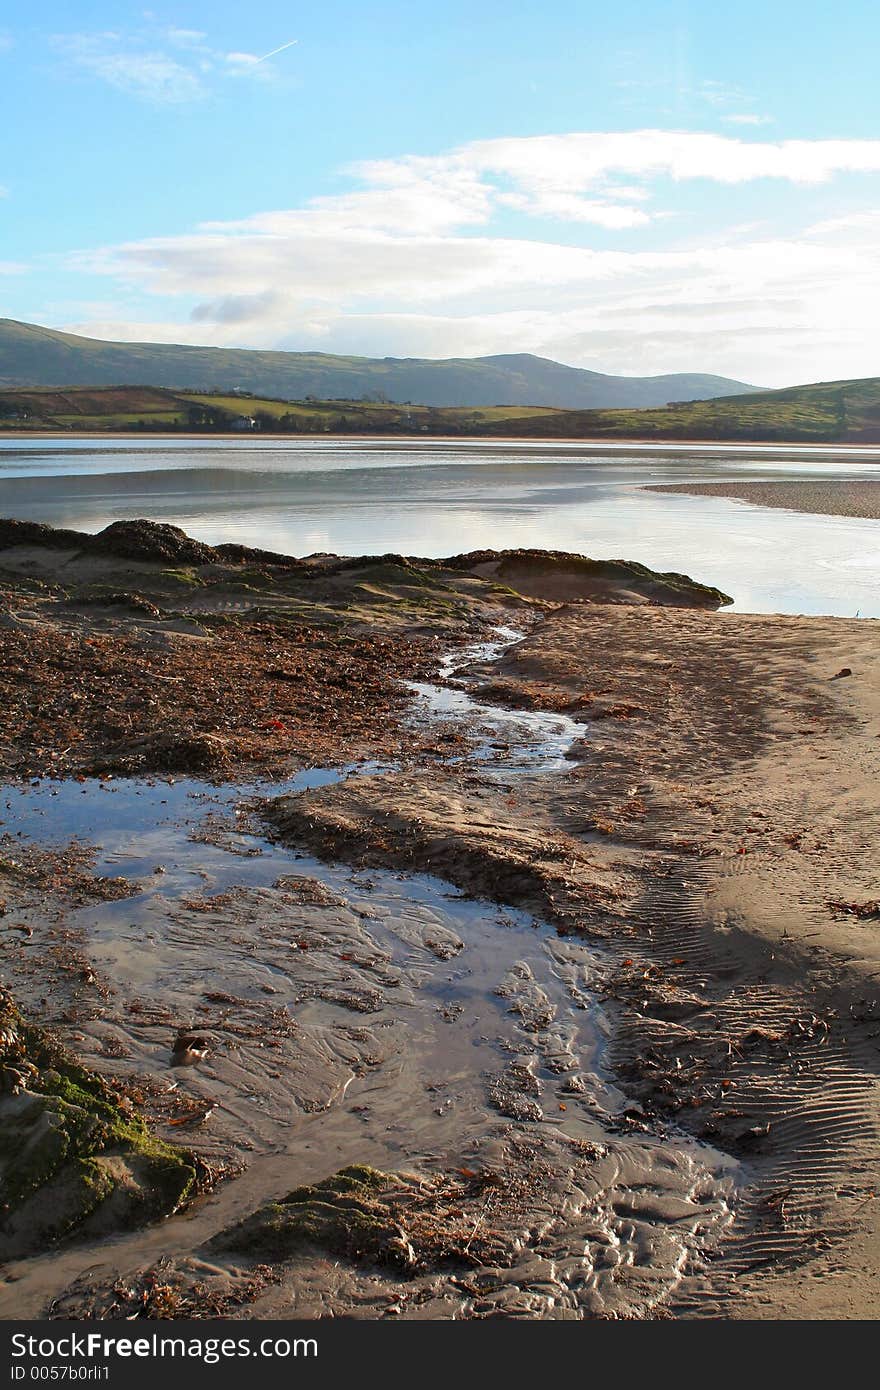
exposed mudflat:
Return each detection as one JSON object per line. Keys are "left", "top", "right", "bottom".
{"left": 264, "top": 605, "right": 880, "bottom": 1318}
{"left": 0, "top": 520, "right": 878, "bottom": 1320}
{"left": 648, "top": 477, "right": 880, "bottom": 521}
{"left": 0, "top": 773, "right": 737, "bottom": 1319}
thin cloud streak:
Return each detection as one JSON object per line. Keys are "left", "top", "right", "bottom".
{"left": 254, "top": 40, "right": 298, "bottom": 64}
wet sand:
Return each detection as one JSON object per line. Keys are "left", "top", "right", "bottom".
{"left": 648, "top": 477, "right": 880, "bottom": 520}
{"left": 266, "top": 605, "right": 880, "bottom": 1318}
{"left": 0, "top": 521, "right": 878, "bottom": 1320}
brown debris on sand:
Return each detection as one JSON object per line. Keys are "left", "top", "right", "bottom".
{"left": 0, "top": 619, "right": 427, "bottom": 780}
{"left": 0, "top": 519, "right": 738, "bottom": 783}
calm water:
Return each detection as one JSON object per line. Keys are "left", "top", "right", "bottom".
{"left": 1, "top": 436, "right": 879, "bottom": 617}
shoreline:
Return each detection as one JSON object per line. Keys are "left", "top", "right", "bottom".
{"left": 3, "top": 427, "right": 880, "bottom": 454}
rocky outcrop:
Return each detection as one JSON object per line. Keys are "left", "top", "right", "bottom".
{"left": 441, "top": 549, "right": 732, "bottom": 608}
{"left": 85, "top": 520, "right": 221, "bottom": 565}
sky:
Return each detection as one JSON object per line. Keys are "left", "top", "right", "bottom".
{"left": 2, "top": 2, "right": 880, "bottom": 387}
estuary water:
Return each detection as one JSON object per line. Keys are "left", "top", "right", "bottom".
{"left": 1, "top": 435, "right": 879, "bottom": 617}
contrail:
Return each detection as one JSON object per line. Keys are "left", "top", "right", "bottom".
{"left": 254, "top": 39, "right": 298, "bottom": 64}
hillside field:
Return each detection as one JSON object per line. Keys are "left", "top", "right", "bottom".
{"left": 1, "top": 377, "right": 880, "bottom": 443}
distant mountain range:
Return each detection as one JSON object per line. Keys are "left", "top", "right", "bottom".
{"left": 0, "top": 318, "right": 758, "bottom": 409}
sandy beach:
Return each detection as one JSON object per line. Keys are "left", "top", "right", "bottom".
{"left": 0, "top": 520, "right": 877, "bottom": 1320}
{"left": 648, "top": 477, "right": 880, "bottom": 520}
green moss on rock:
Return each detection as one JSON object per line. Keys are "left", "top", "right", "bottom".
{"left": 0, "top": 988, "right": 197, "bottom": 1258}
{"left": 212, "top": 1164, "right": 416, "bottom": 1268}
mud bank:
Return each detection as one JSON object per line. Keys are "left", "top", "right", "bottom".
{"left": 262, "top": 605, "right": 880, "bottom": 1318}
{"left": 0, "top": 519, "right": 877, "bottom": 1319}
{"left": 0, "top": 771, "right": 737, "bottom": 1320}
{"left": 0, "top": 622, "right": 734, "bottom": 1319}
{"left": 648, "top": 477, "right": 880, "bottom": 521}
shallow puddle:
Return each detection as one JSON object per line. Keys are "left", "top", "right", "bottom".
{"left": 0, "top": 767, "right": 737, "bottom": 1318}
{"left": 2, "top": 771, "right": 614, "bottom": 1158}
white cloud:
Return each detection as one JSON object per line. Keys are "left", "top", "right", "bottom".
{"left": 52, "top": 26, "right": 297, "bottom": 103}
{"left": 225, "top": 51, "right": 261, "bottom": 68}
{"left": 723, "top": 114, "right": 773, "bottom": 127}
{"left": 65, "top": 317, "right": 221, "bottom": 346}
{"left": 497, "top": 191, "right": 650, "bottom": 227}
{"left": 165, "top": 28, "right": 208, "bottom": 49}
{"left": 455, "top": 129, "right": 880, "bottom": 189}
{"left": 226, "top": 40, "right": 298, "bottom": 68}
{"left": 318, "top": 129, "right": 880, "bottom": 232}
{"left": 62, "top": 131, "right": 880, "bottom": 386}
{"left": 54, "top": 34, "right": 207, "bottom": 102}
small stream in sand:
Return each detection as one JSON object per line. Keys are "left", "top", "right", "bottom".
{"left": 407, "top": 625, "right": 583, "bottom": 773}
{"left": 0, "top": 631, "right": 739, "bottom": 1318}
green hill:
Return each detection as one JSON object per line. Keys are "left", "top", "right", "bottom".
{"left": 2, "top": 376, "right": 878, "bottom": 443}
{"left": 0, "top": 318, "right": 757, "bottom": 410}
{"left": 474, "top": 377, "right": 880, "bottom": 443}
{"left": 0, "top": 385, "right": 564, "bottom": 433}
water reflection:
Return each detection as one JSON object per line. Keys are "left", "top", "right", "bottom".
{"left": 1, "top": 437, "right": 878, "bottom": 617}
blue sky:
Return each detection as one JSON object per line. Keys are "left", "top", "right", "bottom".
{"left": 2, "top": 1, "right": 880, "bottom": 385}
